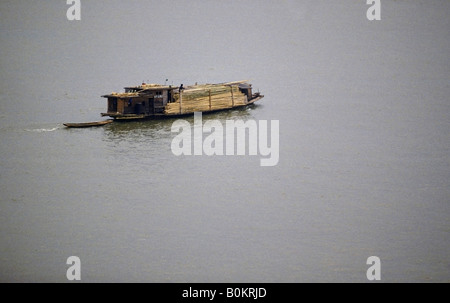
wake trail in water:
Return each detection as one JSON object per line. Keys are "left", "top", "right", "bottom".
{"left": 24, "top": 125, "right": 64, "bottom": 133}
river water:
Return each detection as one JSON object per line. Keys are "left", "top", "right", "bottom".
{"left": 0, "top": 0, "right": 449, "bottom": 282}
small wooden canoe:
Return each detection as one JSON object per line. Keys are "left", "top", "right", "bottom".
{"left": 64, "top": 120, "right": 113, "bottom": 128}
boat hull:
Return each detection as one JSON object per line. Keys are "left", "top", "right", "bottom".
{"left": 101, "top": 95, "right": 264, "bottom": 120}
{"left": 64, "top": 120, "right": 113, "bottom": 128}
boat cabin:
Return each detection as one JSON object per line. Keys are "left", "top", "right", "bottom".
{"left": 238, "top": 83, "right": 253, "bottom": 101}
{"left": 101, "top": 84, "right": 177, "bottom": 119}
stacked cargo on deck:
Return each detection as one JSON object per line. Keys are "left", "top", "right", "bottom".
{"left": 165, "top": 83, "right": 248, "bottom": 115}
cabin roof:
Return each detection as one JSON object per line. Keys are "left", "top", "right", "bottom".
{"left": 125, "top": 84, "right": 177, "bottom": 91}
{"left": 102, "top": 83, "right": 179, "bottom": 98}
{"left": 238, "top": 83, "right": 252, "bottom": 89}
{"left": 102, "top": 93, "right": 140, "bottom": 98}
{"left": 101, "top": 80, "right": 250, "bottom": 98}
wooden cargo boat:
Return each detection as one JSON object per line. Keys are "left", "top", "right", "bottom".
{"left": 101, "top": 80, "right": 263, "bottom": 120}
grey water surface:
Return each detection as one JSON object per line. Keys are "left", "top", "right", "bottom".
{"left": 0, "top": 0, "right": 449, "bottom": 282}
